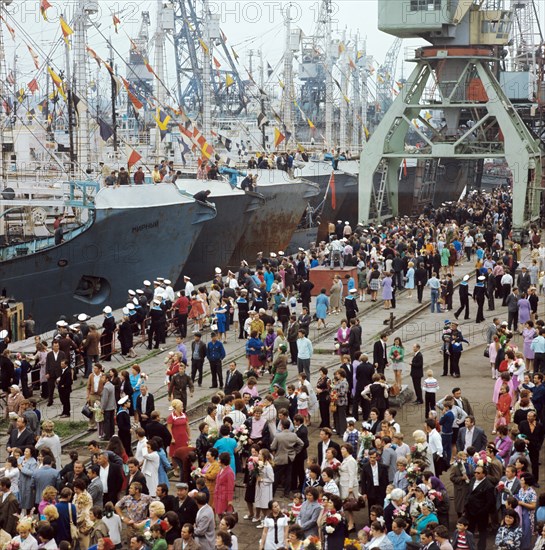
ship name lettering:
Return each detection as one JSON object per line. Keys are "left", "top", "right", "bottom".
{"left": 132, "top": 220, "right": 159, "bottom": 233}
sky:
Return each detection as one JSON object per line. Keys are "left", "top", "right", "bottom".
{"left": 0, "top": 0, "right": 401, "bottom": 90}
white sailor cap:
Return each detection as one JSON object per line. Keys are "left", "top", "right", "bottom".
{"left": 184, "top": 276, "right": 191, "bottom": 280}
{"left": 77, "top": 313, "right": 90, "bottom": 322}
{"left": 242, "top": 260, "right": 248, "bottom": 266}
{"left": 127, "top": 303, "right": 135, "bottom": 310}
{"left": 153, "top": 298, "right": 162, "bottom": 305}
{"left": 463, "top": 275, "right": 470, "bottom": 282}
{"left": 278, "top": 251, "right": 284, "bottom": 256}
{"left": 349, "top": 289, "right": 358, "bottom": 294}
{"left": 253, "top": 289, "right": 261, "bottom": 294}
{"left": 345, "top": 221, "right": 349, "bottom": 225}
{"left": 257, "top": 251, "right": 263, "bottom": 256}
{"left": 337, "top": 220, "right": 342, "bottom": 223}
{"left": 270, "top": 252, "right": 277, "bottom": 257}
{"left": 228, "top": 270, "right": 235, "bottom": 277}
{"left": 298, "top": 247, "right": 305, "bottom": 252}
{"left": 215, "top": 267, "right": 222, "bottom": 274}
{"left": 128, "top": 290, "right": 136, "bottom": 296}
{"left": 143, "top": 280, "right": 151, "bottom": 286}
{"left": 157, "top": 277, "right": 165, "bottom": 282}
{"left": 240, "top": 289, "right": 248, "bottom": 294}
{"left": 478, "top": 276, "right": 486, "bottom": 281}
{"left": 153, "top": 280, "right": 161, "bottom": 285}
{"left": 118, "top": 396, "right": 129, "bottom": 405}
{"left": 69, "top": 323, "right": 80, "bottom": 330}
{"left": 122, "top": 307, "right": 129, "bottom": 315}
{"left": 164, "top": 279, "right": 171, "bottom": 285}
{"left": 132, "top": 298, "right": 139, "bottom": 305}
{"left": 136, "top": 289, "right": 144, "bottom": 295}
{"left": 103, "top": 306, "right": 112, "bottom": 314}
{"left": 57, "top": 320, "right": 68, "bottom": 327}
{"left": 0, "top": 330, "right": 7, "bottom": 339}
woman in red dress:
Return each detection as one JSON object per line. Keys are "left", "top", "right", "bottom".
{"left": 214, "top": 451, "right": 235, "bottom": 517}
{"left": 167, "top": 399, "right": 191, "bottom": 457}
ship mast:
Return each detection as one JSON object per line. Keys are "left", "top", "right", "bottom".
{"left": 351, "top": 33, "right": 361, "bottom": 151}
{"left": 154, "top": 0, "right": 167, "bottom": 160}
{"left": 63, "top": 14, "right": 76, "bottom": 178}
{"left": 281, "top": 6, "right": 295, "bottom": 149}
{"left": 324, "top": 0, "right": 333, "bottom": 150}
{"left": 0, "top": 1, "right": 7, "bottom": 185}
{"left": 201, "top": 0, "right": 212, "bottom": 140}
{"left": 73, "top": 0, "right": 96, "bottom": 175}
{"left": 339, "top": 29, "right": 348, "bottom": 152}
{"left": 258, "top": 49, "right": 267, "bottom": 150}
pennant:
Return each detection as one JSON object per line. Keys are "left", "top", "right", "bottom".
{"left": 307, "top": 119, "right": 315, "bottom": 129}
{"left": 112, "top": 14, "right": 121, "bottom": 33}
{"left": 28, "top": 79, "right": 39, "bottom": 94}
{"left": 349, "top": 59, "right": 356, "bottom": 70}
{"left": 225, "top": 74, "right": 235, "bottom": 88}
{"left": 121, "top": 77, "right": 143, "bottom": 110}
{"left": 199, "top": 38, "right": 209, "bottom": 55}
{"left": 343, "top": 94, "right": 350, "bottom": 104}
{"left": 27, "top": 108, "right": 35, "bottom": 120}
{"left": 47, "top": 66, "right": 66, "bottom": 99}
{"left": 221, "top": 30, "right": 227, "bottom": 43}
{"left": 7, "top": 71, "right": 15, "bottom": 86}
{"left": 60, "top": 16, "right": 74, "bottom": 45}
{"left": 274, "top": 128, "right": 285, "bottom": 148}
{"left": 396, "top": 81, "right": 404, "bottom": 89}
{"left": 213, "top": 56, "right": 221, "bottom": 69}
{"left": 40, "top": 0, "right": 52, "bottom": 21}
{"left": 267, "top": 62, "right": 273, "bottom": 77}
{"left": 154, "top": 109, "right": 171, "bottom": 131}
{"left": 278, "top": 79, "right": 285, "bottom": 90}
{"left": 357, "top": 50, "right": 364, "bottom": 60}
{"left": 27, "top": 45, "right": 40, "bottom": 70}
{"left": 285, "top": 131, "right": 292, "bottom": 144}
{"left": 377, "top": 74, "right": 384, "bottom": 84}
{"left": 144, "top": 59, "right": 158, "bottom": 78}
{"left": 98, "top": 118, "right": 114, "bottom": 141}
{"left": 0, "top": 15, "right": 16, "bottom": 40}
{"left": 72, "top": 93, "right": 81, "bottom": 114}
{"left": 86, "top": 46, "right": 101, "bottom": 67}
{"left": 364, "top": 126, "right": 370, "bottom": 140}
{"left": 424, "top": 111, "right": 433, "bottom": 121}
{"left": 127, "top": 148, "right": 142, "bottom": 169}
{"left": 329, "top": 171, "right": 336, "bottom": 210}
{"left": 17, "top": 88, "right": 26, "bottom": 103}
{"left": 332, "top": 77, "right": 342, "bottom": 91}
{"left": 231, "top": 47, "right": 239, "bottom": 63}
{"left": 256, "top": 112, "right": 268, "bottom": 129}
{"left": 37, "top": 98, "right": 48, "bottom": 112}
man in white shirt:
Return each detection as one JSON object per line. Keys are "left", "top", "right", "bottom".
{"left": 425, "top": 418, "right": 444, "bottom": 474}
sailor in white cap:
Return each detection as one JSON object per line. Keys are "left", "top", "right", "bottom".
{"left": 227, "top": 270, "right": 239, "bottom": 290}
{"left": 102, "top": 307, "right": 116, "bottom": 361}
{"left": 474, "top": 275, "right": 487, "bottom": 323}
{"left": 142, "top": 281, "right": 154, "bottom": 303}
{"left": 184, "top": 276, "right": 194, "bottom": 297}
{"left": 128, "top": 289, "right": 136, "bottom": 297}
{"left": 278, "top": 251, "right": 284, "bottom": 257}
{"left": 0, "top": 329, "right": 9, "bottom": 353}
{"left": 163, "top": 279, "right": 175, "bottom": 304}
{"left": 343, "top": 220, "right": 352, "bottom": 237}
{"left": 116, "top": 395, "right": 132, "bottom": 454}
{"left": 148, "top": 296, "right": 167, "bottom": 350}
{"left": 454, "top": 274, "right": 471, "bottom": 321}
{"left": 157, "top": 277, "right": 165, "bottom": 283}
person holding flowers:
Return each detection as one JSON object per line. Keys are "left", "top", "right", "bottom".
{"left": 317, "top": 493, "right": 346, "bottom": 550}
{"left": 388, "top": 337, "right": 405, "bottom": 389}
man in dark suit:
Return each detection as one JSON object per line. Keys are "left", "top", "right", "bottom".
{"left": 292, "top": 414, "right": 309, "bottom": 491}
{"left": 157, "top": 482, "right": 177, "bottom": 512}
{"left": 98, "top": 451, "right": 124, "bottom": 506}
{"left": 57, "top": 360, "right": 73, "bottom": 417}
{"left": 361, "top": 449, "right": 389, "bottom": 519}
{"left": 464, "top": 464, "right": 496, "bottom": 550}
{"left": 519, "top": 410, "right": 545, "bottom": 483}
{"left": 223, "top": 361, "right": 244, "bottom": 395}
{"left": 126, "top": 458, "right": 149, "bottom": 495}
{"left": 456, "top": 415, "right": 487, "bottom": 452}
{"left": 6, "top": 416, "right": 35, "bottom": 454}
{"left": 373, "top": 333, "right": 389, "bottom": 374}
{"left": 317, "top": 428, "right": 341, "bottom": 465}
{"left": 135, "top": 385, "right": 155, "bottom": 429}
{"left": 410, "top": 343, "right": 424, "bottom": 404}
{"left": 145, "top": 411, "right": 173, "bottom": 448}
{"left": 176, "top": 482, "right": 198, "bottom": 526}
{"left": 45, "top": 340, "right": 66, "bottom": 406}
{"left": 0, "top": 477, "right": 20, "bottom": 536}
{"left": 190, "top": 332, "right": 207, "bottom": 387}
{"left": 353, "top": 352, "right": 375, "bottom": 420}
{"left": 420, "top": 528, "right": 440, "bottom": 550}
{"left": 348, "top": 318, "right": 362, "bottom": 361}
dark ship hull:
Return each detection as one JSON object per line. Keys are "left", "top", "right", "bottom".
{"left": 0, "top": 184, "right": 216, "bottom": 332}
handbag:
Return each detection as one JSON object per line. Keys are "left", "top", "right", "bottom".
{"left": 68, "top": 503, "right": 79, "bottom": 542}
{"left": 81, "top": 403, "right": 92, "bottom": 419}
{"left": 220, "top": 505, "right": 239, "bottom": 523}
{"left": 484, "top": 347, "right": 490, "bottom": 358}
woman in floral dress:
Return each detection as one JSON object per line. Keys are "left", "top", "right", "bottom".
{"left": 516, "top": 472, "right": 537, "bottom": 550}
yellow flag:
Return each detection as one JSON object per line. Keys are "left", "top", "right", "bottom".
{"left": 199, "top": 38, "right": 209, "bottom": 55}
{"left": 425, "top": 111, "right": 433, "bottom": 121}
{"left": 47, "top": 66, "right": 66, "bottom": 99}
{"left": 278, "top": 79, "right": 285, "bottom": 89}
{"left": 225, "top": 74, "right": 234, "bottom": 88}
{"left": 154, "top": 109, "right": 171, "bottom": 131}
{"left": 60, "top": 17, "right": 74, "bottom": 45}
{"left": 307, "top": 119, "right": 315, "bottom": 129}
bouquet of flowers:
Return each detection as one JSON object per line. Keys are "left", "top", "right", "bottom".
{"left": 303, "top": 536, "right": 322, "bottom": 549}
{"left": 410, "top": 442, "right": 430, "bottom": 465}
{"left": 392, "top": 503, "right": 410, "bottom": 521}
{"left": 428, "top": 489, "right": 443, "bottom": 502}
{"left": 234, "top": 424, "right": 250, "bottom": 449}
{"left": 207, "top": 425, "right": 219, "bottom": 445}
{"left": 6, "top": 543, "right": 20, "bottom": 550}
{"left": 392, "top": 350, "right": 401, "bottom": 360}
{"left": 343, "top": 539, "right": 362, "bottom": 550}
{"left": 190, "top": 467, "right": 202, "bottom": 480}
{"left": 91, "top": 400, "right": 104, "bottom": 423}
{"left": 359, "top": 432, "right": 375, "bottom": 451}
{"left": 324, "top": 509, "right": 343, "bottom": 534}
{"left": 248, "top": 457, "right": 265, "bottom": 481}
{"left": 473, "top": 450, "right": 491, "bottom": 468}
{"left": 406, "top": 463, "right": 422, "bottom": 484}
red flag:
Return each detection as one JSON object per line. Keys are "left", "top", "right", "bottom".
{"left": 27, "top": 45, "right": 40, "bottom": 70}
{"left": 329, "top": 171, "right": 336, "bottom": 210}
{"left": 127, "top": 149, "right": 142, "bottom": 170}
{"left": 0, "top": 16, "right": 16, "bottom": 40}
{"left": 40, "top": 0, "right": 52, "bottom": 20}
{"left": 112, "top": 14, "right": 121, "bottom": 33}
{"left": 28, "top": 79, "right": 39, "bottom": 93}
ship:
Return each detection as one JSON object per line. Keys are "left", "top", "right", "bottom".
{"left": 0, "top": 183, "right": 216, "bottom": 332}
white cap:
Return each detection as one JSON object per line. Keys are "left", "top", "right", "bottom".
{"left": 118, "top": 396, "right": 129, "bottom": 405}
{"left": 164, "top": 279, "right": 171, "bottom": 285}
{"left": 349, "top": 289, "right": 358, "bottom": 293}
{"left": 122, "top": 307, "right": 129, "bottom": 315}
{"left": 478, "top": 276, "right": 486, "bottom": 281}
{"left": 270, "top": 252, "right": 277, "bottom": 257}
{"left": 69, "top": 324, "right": 80, "bottom": 330}
{"left": 132, "top": 298, "right": 139, "bottom": 305}
{"left": 242, "top": 260, "right": 248, "bottom": 266}
{"left": 127, "top": 303, "right": 135, "bottom": 310}
{"left": 103, "top": 306, "right": 112, "bottom": 314}
{"left": 337, "top": 220, "right": 342, "bottom": 223}
{"left": 10, "top": 384, "right": 20, "bottom": 391}
{"left": 463, "top": 274, "right": 470, "bottom": 282}
{"left": 57, "top": 320, "right": 68, "bottom": 327}
{"left": 0, "top": 330, "right": 7, "bottom": 339}
{"left": 143, "top": 280, "right": 151, "bottom": 286}
{"left": 228, "top": 271, "right": 235, "bottom": 277}
{"left": 184, "top": 276, "right": 191, "bottom": 280}
{"left": 157, "top": 277, "right": 165, "bottom": 282}
{"left": 77, "top": 313, "right": 89, "bottom": 322}
{"left": 153, "top": 298, "right": 161, "bottom": 305}
{"left": 128, "top": 289, "right": 136, "bottom": 296}
{"left": 278, "top": 251, "right": 284, "bottom": 256}
{"left": 136, "top": 289, "right": 144, "bottom": 295}
{"left": 345, "top": 221, "right": 349, "bottom": 225}
{"left": 153, "top": 280, "right": 161, "bottom": 285}
{"left": 298, "top": 247, "right": 305, "bottom": 252}
{"left": 215, "top": 267, "right": 222, "bottom": 274}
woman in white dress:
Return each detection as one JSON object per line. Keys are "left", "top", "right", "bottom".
{"left": 259, "top": 500, "right": 289, "bottom": 550}
{"left": 321, "top": 467, "right": 340, "bottom": 496}
{"left": 254, "top": 449, "right": 275, "bottom": 527}
{"left": 141, "top": 438, "right": 160, "bottom": 495}
{"left": 338, "top": 443, "right": 359, "bottom": 531}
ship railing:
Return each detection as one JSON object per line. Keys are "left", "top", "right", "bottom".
{"left": 0, "top": 221, "right": 92, "bottom": 262}
{"left": 64, "top": 180, "right": 100, "bottom": 209}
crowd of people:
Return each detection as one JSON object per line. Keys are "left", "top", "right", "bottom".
{"left": 4, "top": 187, "right": 545, "bottom": 550}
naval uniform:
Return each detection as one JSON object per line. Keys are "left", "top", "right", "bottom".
{"left": 344, "top": 295, "right": 359, "bottom": 321}
{"left": 473, "top": 283, "right": 488, "bottom": 323}
{"left": 148, "top": 305, "right": 166, "bottom": 350}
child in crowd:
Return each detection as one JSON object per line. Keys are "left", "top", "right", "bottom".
{"left": 422, "top": 369, "right": 439, "bottom": 415}
{"left": 290, "top": 493, "right": 303, "bottom": 518}
{"left": 4, "top": 456, "right": 19, "bottom": 501}
{"left": 297, "top": 385, "right": 310, "bottom": 426}
{"left": 343, "top": 419, "right": 359, "bottom": 457}
{"left": 452, "top": 517, "right": 476, "bottom": 550}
